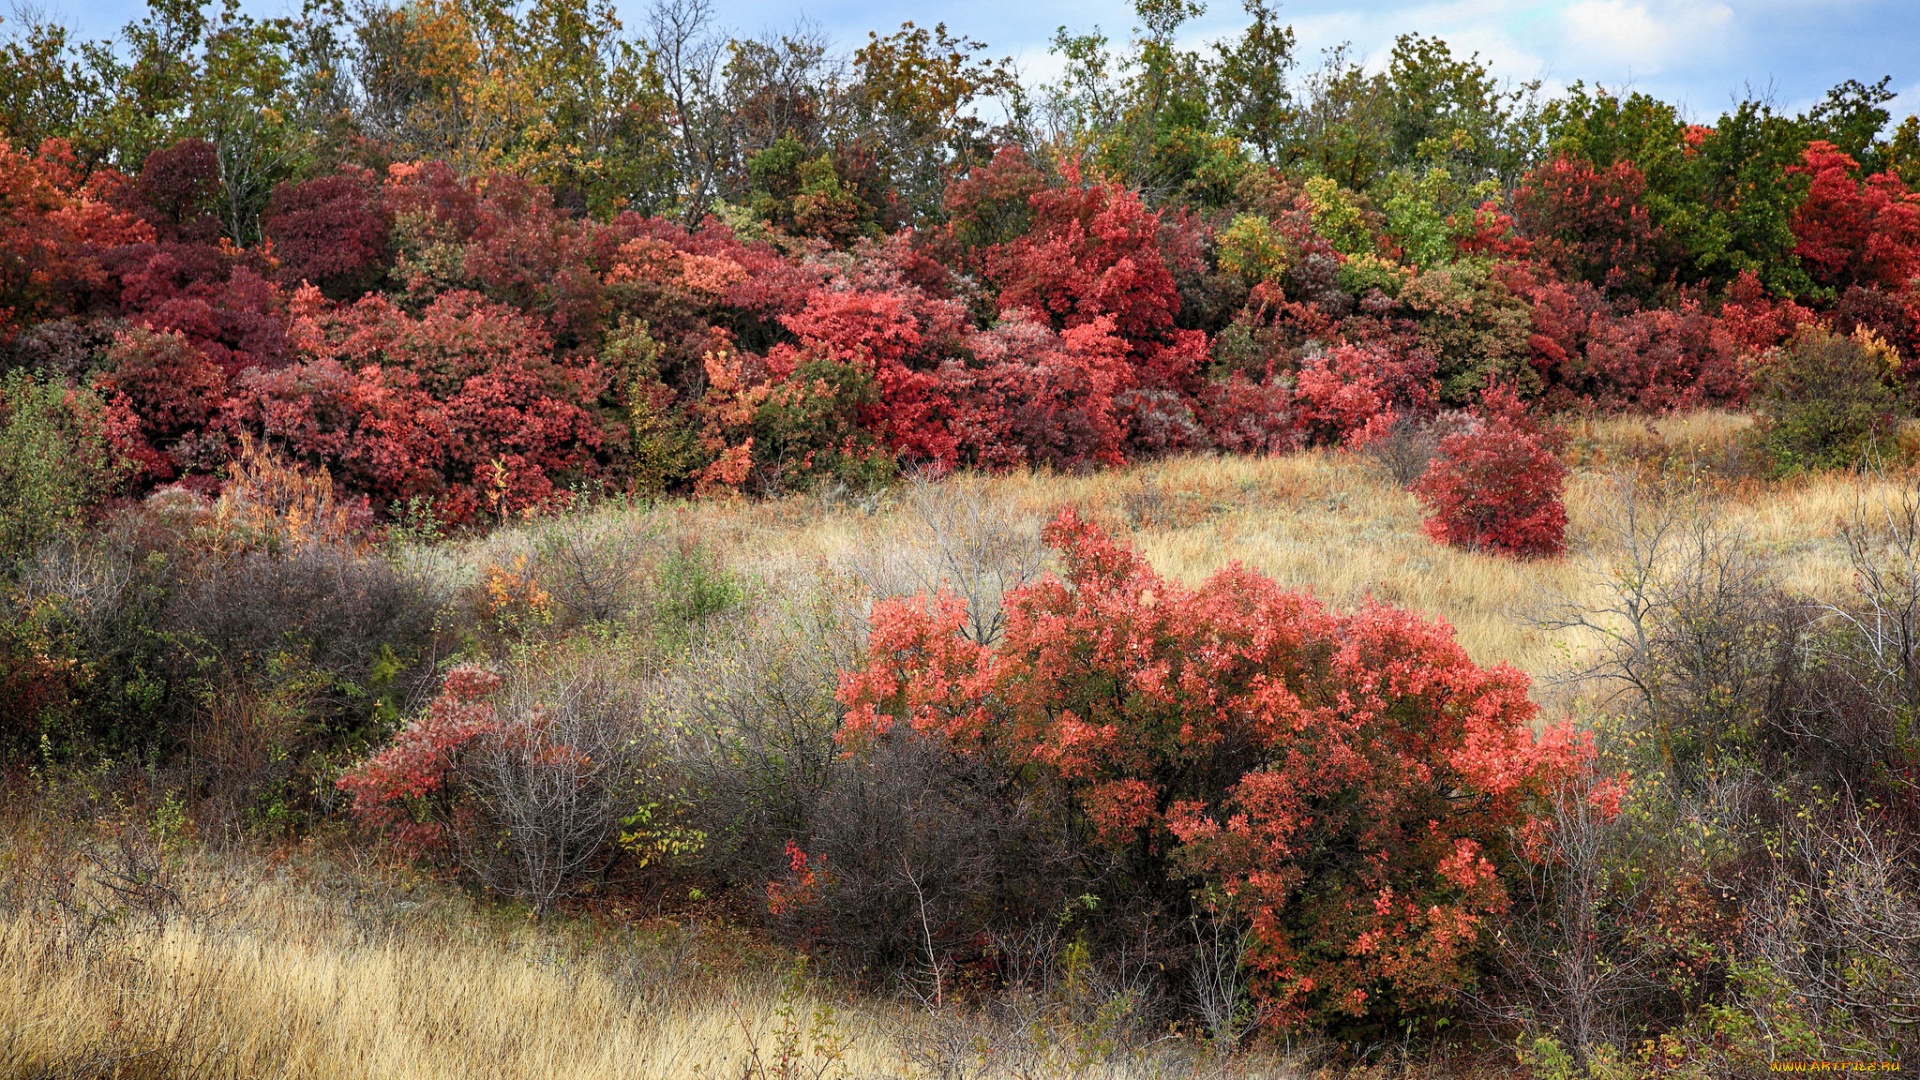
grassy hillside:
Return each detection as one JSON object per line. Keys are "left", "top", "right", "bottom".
{"left": 6, "top": 418, "right": 1912, "bottom": 1078}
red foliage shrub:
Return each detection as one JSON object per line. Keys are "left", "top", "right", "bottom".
{"left": 1514, "top": 156, "right": 1665, "bottom": 296}
{"left": 985, "top": 160, "right": 1183, "bottom": 352}
{"left": 0, "top": 140, "right": 151, "bottom": 335}
{"left": 838, "top": 511, "right": 1583, "bottom": 1028}
{"left": 264, "top": 167, "right": 391, "bottom": 298}
{"left": 1521, "top": 275, "right": 1751, "bottom": 411}
{"left": 937, "top": 146, "right": 1049, "bottom": 267}
{"left": 1412, "top": 384, "right": 1569, "bottom": 558}
{"left": 96, "top": 327, "right": 230, "bottom": 480}
{"left": 1196, "top": 373, "right": 1297, "bottom": 455}
{"left": 130, "top": 139, "right": 222, "bottom": 244}
{"left": 226, "top": 287, "right": 609, "bottom": 519}
{"left": 1452, "top": 199, "right": 1531, "bottom": 261}
{"left": 336, "top": 666, "right": 504, "bottom": 856}
{"left": 382, "top": 160, "right": 483, "bottom": 251}
{"left": 1292, "top": 343, "right": 1415, "bottom": 446}
{"left": 943, "top": 310, "right": 1132, "bottom": 471}
{"left": 1790, "top": 141, "right": 1920, "bottom": 294}
{"left": 460, "top": 172, "right": 620, "bottom": 339}
{"left": 1712, "top": 270, "right": 1818, "bottom": 356}
{"left": 1830, "top": 284, "right": 1920, "bottom": 375}
{"left": 778, "top": 281, "right": 969, "bottom": 467}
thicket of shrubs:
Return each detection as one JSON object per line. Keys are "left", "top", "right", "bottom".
{"left": 1, "top": 121, "right": 1915, "bottom": 521}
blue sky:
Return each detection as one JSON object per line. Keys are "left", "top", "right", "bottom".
{"left": 41, "top": 0, "right": 1920, "bottom": 126}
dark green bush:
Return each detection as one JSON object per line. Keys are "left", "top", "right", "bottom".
{"left": 1752, "top": 327, "right": 1901, "bottom": 474}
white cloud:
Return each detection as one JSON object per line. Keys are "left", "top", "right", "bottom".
{"left": 1559, "top": 0, "right": 1734, "bottom": 71}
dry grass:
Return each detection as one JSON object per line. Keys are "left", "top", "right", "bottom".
{"left": 455, "top": 410, "right": 1894, "bottom": 684}
{"left": 0, "top": 815, "right": 1280, "bottom": 1080}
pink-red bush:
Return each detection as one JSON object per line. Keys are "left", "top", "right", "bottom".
{"left": 1514, "top": 156, "right": 1665, "bottom": 296}
{"left": 1790, "top": 141, "right": 1920, "bottom": 294}
{"left": 226, "top": 287, "right": 609, "bottom": 520}
{"left": 336, "top": 667, "right": 504, "bottom": 856}
{"left": 837, "top": 510, "right": 1584, "bottom": 1028}
{"left": 1412, "top": 384, "right": 1569, "bottom": 558}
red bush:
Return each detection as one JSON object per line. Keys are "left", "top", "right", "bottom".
{"left": 336, "top": 667, "right": 504, "bottom": 856}
{"left": 0, "top": 139, "right": 151, "bottom": 335}
{"left": 943, "top": 310, "right": 1133, "bottom": 471}
{"left": 226, "top": 287, "right": 609, "bottom": 520}
{"left": 264, "top": 167, "right": 391, "bottom": 298}
{"left": 129, "top": 139, "right": 222, "bottom": 244}
{"left": 838, "top": 510, "right": 1583, "bottom": 1028}
{"left": 1790, "top": 141, "right": 1920, "bottom": 294}
{"left": 1514, "top": 156, "right": 1665, "bottom": 296}
{"left": 1197, "top": 372, "right": 1297, "bottom": 455}
{"left": 96, "top": 327, "right": 230, "bottom": 480}
{"left": 985, "top": 160, "right": 1183, "bottom": 352}
{"left": 1293, "top": 343, "right": 1409, "bottom": 446}
{"left": 1412, "top": 384, "right": 1569, "bottom": 558}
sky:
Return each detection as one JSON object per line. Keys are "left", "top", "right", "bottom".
{"left": 41, "top": 0, "right": 1920, "bottom": 126}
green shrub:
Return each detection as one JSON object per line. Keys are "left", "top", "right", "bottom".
{"left": 1752, "top": 327, "right": 1900, "bottom": 473}
{"left": 0, "top": 370, "right": 125, "bottom": 575}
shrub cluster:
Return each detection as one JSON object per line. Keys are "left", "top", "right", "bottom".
{"left": 3, "top": 124, "right": 1914, "bottom": 531}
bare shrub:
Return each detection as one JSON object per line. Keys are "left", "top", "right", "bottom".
{"left": 657, "top": 574, "right": 865, "bottom": 883}
{"left": 1538, "top": 474, "right": 1779, "bottom": 785}
{"left": 1484, "top": 769, "right": 1662, "bottom": 1067}
{"left": 528, "top": 509, "right": 660, "bottom": 628}
{"left": 788, "top": 726, "right": 1087, "bottom": 987}
{"left": 1742, "top": 804, "right": 1920, "bottom": 1058}
{"left": 852, "top": 474, "right": 1046, "bottom": 646}
{"left": 1801, "top": 476, "right": 1920, "bottom": 800}
{"left": 180, "top": 687, "right": 309, "bottom": 832}
{"left": 168, "top": 544, "right": 444, "bottom": 719}
{"left": 897, "top": 956, "right": 1191, "bottom": 1080}
{"left": 462, "top": 662, "right": 640, "bottom": 917}
{"left": 1186, "top": 904, "right": 1257, "bottom": 1052}
{"left": 1358, "top": 411, "right": 1449, "bottom": 488}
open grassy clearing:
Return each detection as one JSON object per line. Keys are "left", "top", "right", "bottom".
{"left": 459, "top": 409, "right": 1883, "bottom": 685}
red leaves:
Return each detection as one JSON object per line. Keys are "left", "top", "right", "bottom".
{"left": 839, "top": 511, "right": 1583, "bottom": 1028}
{"left": 264, "top": 168, "right": 391, "bottom": 298}
{"left": 228, "top": 289, "right": 607, "bottom": 520}
{"left": 1412, "top": 384, "right": 1569, "bottom": 558}
{"left": 1293, "top": 343, "right": 1403, "bottom": 446}
{"left": 95, "top": 327, "right": 229, "bottom": 481}
{"left": 0, "top": 139, "right": 150, "bottom": 336}
{"left": 10, "top": 135, "right": 1920, "bottom": 512}
{"left": 1790, "top": 140, "right": 1920, "bottom": 294}
{"left": 944, "top": 312, "right": 1134, "bottom": 471}
{"left": 336, "top": 667, "right": 505, "bottom": 856}
{"left": 984, "top": 161, "right": 1185, "bottom": 360}
{"left": 1514, "top": 156, "right": 1665, "bottom": 296}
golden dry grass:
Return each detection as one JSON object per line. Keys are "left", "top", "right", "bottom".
{"left": 461, "top": 409, "right": 1894, "bottom": 684}
{"left": 2, "top": 902, "right": 883, "bottom": 1078}
{"left": 3, "top": 810, "right": 1274, "bottom": 1068}
{"left": 0, "top": 838, "right": 1287, "bottom": 1080}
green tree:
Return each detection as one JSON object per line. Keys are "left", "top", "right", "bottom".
{"left": 849, "top": 22, "right": 1016, "bottom": 224}
{"left": 1210, "top": 0, "right": 1295, "bottom": 165}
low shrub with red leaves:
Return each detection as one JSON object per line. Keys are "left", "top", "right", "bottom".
{"left": 1412, "top": 384, "right": 1569, "bottom": 558}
